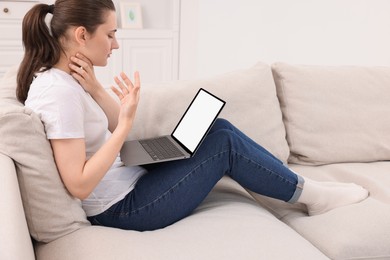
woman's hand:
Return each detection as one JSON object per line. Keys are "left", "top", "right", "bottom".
{"left": 69, "top": 53, "right": 121, "bottom": 132}
{"left": 69, "top": 53, "right": 103, "bottom": 96}
{"left": 111, "top": 72, "right": 141, "bottom": 129}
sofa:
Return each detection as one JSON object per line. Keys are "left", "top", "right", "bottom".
{"left": 1, "top": 62, "right": 390, "bottom": 260}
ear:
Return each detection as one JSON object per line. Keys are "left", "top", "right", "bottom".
{"left": 74, "top": 26, "right": 88, "bottom": 46}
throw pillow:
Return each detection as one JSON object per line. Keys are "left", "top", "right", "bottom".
{"left": 272, "top": 62, "right": 390, "bottom": 165}
{"left": 0, "top": 69, "right": 90, "bottom": 243}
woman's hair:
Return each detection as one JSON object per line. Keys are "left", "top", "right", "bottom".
{"left": 16, "top": 0, "right": 115, "bottom": 103}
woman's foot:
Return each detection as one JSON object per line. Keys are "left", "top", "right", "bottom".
{"left": 297, "top": 178, "right": 369, "bottom": 216}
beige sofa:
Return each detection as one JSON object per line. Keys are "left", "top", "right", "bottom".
{"left": 1, "top": 62, "right": 389, "bottom": 260}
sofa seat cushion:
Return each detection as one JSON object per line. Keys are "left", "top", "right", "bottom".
{"left": 272, "top": 62, "right": 390, "bottom": 165}
{"left": 35, "top": 177, "right": 328, "bottom": 260}
{"left": 248, "top": 162, "right": 390, "bottom": 260}
{"left": 130, "top": 62, "right": 290, "bottom": 163}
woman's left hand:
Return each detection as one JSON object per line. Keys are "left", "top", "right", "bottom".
{"left": 69, "top": 53, "right": 103, "bottom": 96}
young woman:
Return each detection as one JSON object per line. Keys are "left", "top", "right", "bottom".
{"left": 17, "top": 0, "right": 368, "bottom": 231}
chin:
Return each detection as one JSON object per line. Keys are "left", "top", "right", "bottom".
{"left": 94, "top": 61, "right": 108, "bottom": 67}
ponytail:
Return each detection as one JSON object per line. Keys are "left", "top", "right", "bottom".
{"left": 16, "top": 4, "right": 61, "bottom": 104}
{"left": 16, "top": 0, "right": 115, "bottom": 104}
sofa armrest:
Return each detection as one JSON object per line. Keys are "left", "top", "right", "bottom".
{"left": 0, "top": 153, "right": 35, "bottom": 260}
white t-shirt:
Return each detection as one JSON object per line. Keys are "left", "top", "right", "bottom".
{"left": 25, "top": 68, "right": 146, "bottom": 216}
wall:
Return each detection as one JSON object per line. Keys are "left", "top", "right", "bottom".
{"left": 112, "top": 0, "right": 174, "bottom": 29}
{"left": 41, "top": 0, "right": 173, "bottom": 29}
{"left": 180, "top": 0, "right": 390, "bottom": 79}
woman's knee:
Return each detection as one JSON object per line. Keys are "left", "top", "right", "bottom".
{"left": 208, "top": 128, "right": 237, "bottom": 148}
{"left": 212, "top": 118, "right": 234, "bottom": 132}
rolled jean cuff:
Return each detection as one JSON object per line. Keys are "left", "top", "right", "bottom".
{"left": 287, "top": 175, "right": 304, "bottom": 204}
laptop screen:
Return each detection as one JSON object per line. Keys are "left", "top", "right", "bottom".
{"left": 172, "top": 88, "right": 226, "bottom": 154}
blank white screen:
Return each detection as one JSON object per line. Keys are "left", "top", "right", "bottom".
{"left": 172, "top": 90, "right": 224, "bottom": 153}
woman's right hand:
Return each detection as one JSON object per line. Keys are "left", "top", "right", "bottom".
{"left": 69, "top": 53, "right": 103, "bottom": 96}
{"left": 111, "top": 71, "right": 141, "bottom": 129}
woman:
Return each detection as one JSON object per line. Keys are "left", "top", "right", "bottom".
{"left": 17, "top": 0, "right": 368, "bottom": 231}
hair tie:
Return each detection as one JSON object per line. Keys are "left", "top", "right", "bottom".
{"left": 48, "top": 4, "right": 55, "bottom": 14}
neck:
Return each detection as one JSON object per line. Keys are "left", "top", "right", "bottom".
{"left": 53, "top": 52, "right": 74, "bottom": 74}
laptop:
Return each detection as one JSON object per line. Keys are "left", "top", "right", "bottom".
{"left": 120, "top": 88, "right": 226, "bottom": 166}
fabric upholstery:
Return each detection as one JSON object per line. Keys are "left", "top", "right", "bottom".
{"left": 272, "top": 62, "right": 390, "bottom": 165}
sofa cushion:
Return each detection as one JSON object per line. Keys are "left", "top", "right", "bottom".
{"left": 130, "top": 62, "right": 290, "bottom": 163}
{"left": 0, "top": 70, "right": 90, "bottom": 243}
{"left": 35, "top": 177, "right": 329, "bottom": 260}
{"left": 272, "top": 62, "right": 390, "bottom": 165}
{"left": 248, "top": 162, "right": 390, "bottom": 260}
{"left": 0, "top": 153, "right": 35, "bottom": 260}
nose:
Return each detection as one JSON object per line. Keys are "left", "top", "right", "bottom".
{"left": 112, "top": 38, "right": 120, "bottom": 50}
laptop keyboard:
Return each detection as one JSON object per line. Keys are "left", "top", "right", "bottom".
{"left": 140, "top": 136, "right": 185, "bottom": 161}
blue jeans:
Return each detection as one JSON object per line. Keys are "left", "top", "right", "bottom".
{"left": 88, "top": 119, "right": 303, "bottom": 231}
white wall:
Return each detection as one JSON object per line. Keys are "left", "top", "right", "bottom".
{"left": 180, "top": 0, "right": 390, "bottom": 79}
{"left": 113, "top": 0, "right": 174, "bottom": 29}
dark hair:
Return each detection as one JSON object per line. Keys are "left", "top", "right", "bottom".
{"left": 16, "top": 0, "right": 115, "bottom": 104}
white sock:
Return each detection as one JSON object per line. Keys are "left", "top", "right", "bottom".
{"left": 297, "top": 177, "right": 369, "bottom": 216}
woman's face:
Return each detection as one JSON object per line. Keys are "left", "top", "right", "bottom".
{"left": 83, "top": 11, "right": 119, "bottom": 66}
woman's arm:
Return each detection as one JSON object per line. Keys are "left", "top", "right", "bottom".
{"left": 69, "top": 53, "right": 120, "bottom": 132}
{"left": 51, "top": 71, "right": 141, "bottom": 200}
{"left": 50, "top": 125, "right": 129, "bottom": 200}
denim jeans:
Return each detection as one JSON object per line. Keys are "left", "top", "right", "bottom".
{"left": 88, "top": 118, "right": 304, "bottom": 231}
